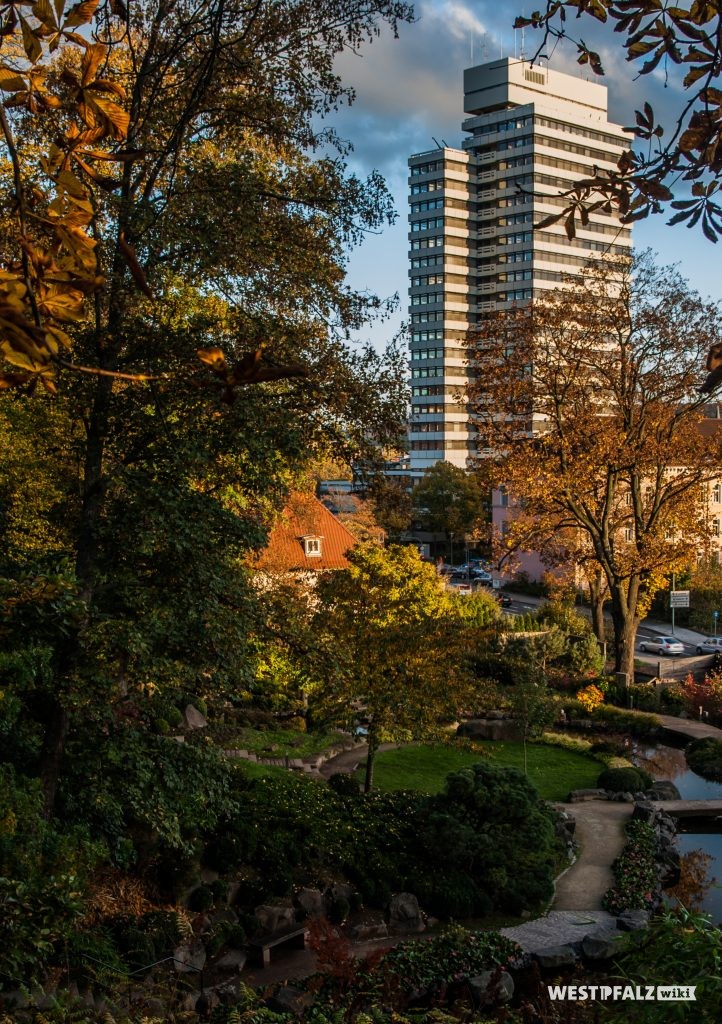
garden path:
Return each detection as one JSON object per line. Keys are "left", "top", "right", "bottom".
{"left": 654, "top": 713, "right": 722, "bottom": 742}
{"left": 552, "top": 801, "right": 631, "bottom": 911}
{"left": 318, "top": 742, "right": 397, "bottom": 778}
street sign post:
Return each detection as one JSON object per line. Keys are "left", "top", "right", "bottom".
{"left": 670, "top": 590, "right": 689, "bottom": 636}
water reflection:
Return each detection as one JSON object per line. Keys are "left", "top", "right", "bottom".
{"left": 631, "top": 742, "right": 722, "bottom": 922}
{"left": 634, "top": 743, "right": 722, "bottom": 800}
{"left": 672, "top": 837, "right": 722, "bottom": 924}
{"left": 666, "top": 848, "right": 717, "bottom": 915}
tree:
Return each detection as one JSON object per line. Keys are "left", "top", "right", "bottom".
{"left": 514, "top": 2, "right": 722, "bottom": 240}
{"left": 313, "top": 545, "right": 476, "bottom": 792}
{"left": 0, "top": 0, "right": 413, "bottom": 814}
{"left": 366, "top": 474, "right": 413, "bottom": 541}
{"left": 468, "top": 251, "right": 722, "bottom": 681}
{"left": 412, "top": 462, "right": 486, "bottom": 560}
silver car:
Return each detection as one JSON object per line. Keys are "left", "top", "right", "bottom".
{"left": 695, "top": 637, "right": 722, "bottom": 654}
{"left": 638, "top": 635, "right": 685, "bottom": 656}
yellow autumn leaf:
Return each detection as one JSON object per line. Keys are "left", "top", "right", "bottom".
{"left": 64, "top": 0, "right": 99, "bottom": 28}
{"left": 0, "top": 68, "right": 27, "bottom": 92}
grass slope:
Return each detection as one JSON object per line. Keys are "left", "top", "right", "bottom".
{"left": 362, "top": 742, "right": 600, "bottom": 801}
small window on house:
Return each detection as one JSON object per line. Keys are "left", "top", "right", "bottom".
{"left": 303, "top": 536, "right": 322, "bottom": 557}
{"left": 499, "top": 488, "right": 509, "bottom": 507}
{"left": 714, "top": 482, "right": 721, "bottom": 504}
{"left": 714, "top": 519, "right": 720, "bottom": 538}
{"left": 624, "top": 527, "right": 634, "bottom": 542}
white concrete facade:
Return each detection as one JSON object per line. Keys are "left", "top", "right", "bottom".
{"left": 407, "top": 58, "right": 632, "bottom": 477}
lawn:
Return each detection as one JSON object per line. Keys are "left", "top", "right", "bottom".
{"left": 359, "top": 741, "right": 601, "bottom": 801}
{"left": 223, "top": 726, "right": 348, "bottom": 759}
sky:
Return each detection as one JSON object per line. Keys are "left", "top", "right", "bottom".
{"left": 324, "top": 0, "right": 722, "bottom": 352}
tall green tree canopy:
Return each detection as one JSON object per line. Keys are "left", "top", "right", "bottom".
{"left": 0, "top": 0, "right": 412, "bottom": 814}
{"left": 412, "top": 462, "right": 486, "bottom": 544}
{"left": 314, "top": 545, "right": 487, "bottom": 790}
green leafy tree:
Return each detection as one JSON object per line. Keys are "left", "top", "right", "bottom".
{"left": 0, "top": 0, "right": 413, "bottom": 814}
{"left": 412, "top": 462, "right": 487, "bottom": 559}
{"left": 314, "top": 545, "right": 475, "bottom": 792}
{"left": 367, "top": 475, "right": 413, "bottom": 541}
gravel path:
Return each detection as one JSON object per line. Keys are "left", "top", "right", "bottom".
{"left": 318, "top": 742, "right": 397, "bottom": 779}
{"left": 553, "top": 801, "right": 631, "bottom": 911}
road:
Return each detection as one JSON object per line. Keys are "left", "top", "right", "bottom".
{"left": 500, "top": 592, "right": 717, "bottom": 678}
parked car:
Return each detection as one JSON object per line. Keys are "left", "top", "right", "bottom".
{"left": 496, "top": 593, "right": 512, "bottom": 608}
{"left": 638, "top": 635, "right": 685, "bottom": 656}
{"left": 695, "top": 637, "right": 722, "bottom": 654}
{"left": 447, "top": 579, "right": 473, "bottom": 595}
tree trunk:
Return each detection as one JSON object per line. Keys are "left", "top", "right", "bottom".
{"left": 364, "top": 732, "right": 379, "bottom": 794}
{"left": 40, "top": 697, "right": 70, "bottom": 818}
{"left": 40, "top": 373, "right": 113, "bottom": 817}
{"left": 609, "top": 591, "right": 639, "bottom": 682}
{"left": 589, "top": 572, "right": 606, "bottom": 643}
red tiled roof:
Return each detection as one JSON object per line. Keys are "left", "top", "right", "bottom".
{"left": 254, "top": 493, "right": 356, "bottom": 571}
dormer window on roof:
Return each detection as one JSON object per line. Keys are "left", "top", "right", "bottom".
{"left": 303, "top": 535, "right": 323, "bottom": 557}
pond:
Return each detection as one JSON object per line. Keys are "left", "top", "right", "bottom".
{"left": 636, "top": 742, "right": 722, "bottom": 800}
{"left": 635, "top": 742, "right": 722, "bottom": 924}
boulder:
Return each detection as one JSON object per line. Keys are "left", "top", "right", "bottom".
{"left": 568, "top": 788, "right": 608, "bottom": 802}
{"left": 328, "top": 883, "right": 354, "bottom": 903}
{"left": 648, "top": 780, "right": 681, "bottom": 801}
{"left": 194, "top": 989, "right": 221, "bottom": 1015}
{"left": 658, "top": 849, "right": 681, "bottom": 887}
{"left": 469, "top": 970, "right": 514, "bottom": 1007}
{"left": 632, "top": 801, "right": 658, "bottom": 824}
{"left": 173, "top": 941, "right": 207, "bottom": 973}
{"left": 296, "top": 887, "right": 325, "bottom": 919}
{"left": 617, "top": 909, "right": 651, "bottom": 932}
{"left": 184, "top": 703, "right": 208, "bottom": 729}
{"left": 533, "top": 945, "right": 577, "bottom": 969}
{"left": 581, "top": 929, "right": 624, "bottom": 962}
{"left": 265, "top": 986, "right": 314, "bottom": 1015}
{"left": 201, "top": 980, "right": 241, "bottom": 1007}
{"left": 210, "top": 907, "right": 238, "bottom": 927}
{"left": 457, "top": 718, "right": 519, "bottom": 740}
{"left": 254, "top": 903, "right": 295, "bottom": 934}
{"left": 616, "top": 792, "right": 635, "bottom": 803}
{"left": 215, "top": 949, "right": 247, "bottom": 973}
{"left": 226, "top": 881, "right": 241, "bottom": 906}
{"left": 387, "top": 892, "right": 425, "bottom": 934}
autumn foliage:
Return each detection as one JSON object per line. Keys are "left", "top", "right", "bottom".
{"left": 515, "top": 1, "right": 722, "bottom": 241}
{"left": 468, "top": 252, "right": 722, "bottom": 679}
{"left": 576, "top": 683, "right": 605, "bottom": 714}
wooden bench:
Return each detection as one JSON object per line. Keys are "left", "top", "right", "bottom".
{"left": 248, "top": 924, "right": 310, "bottom": 967}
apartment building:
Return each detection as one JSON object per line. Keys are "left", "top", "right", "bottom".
{"left": 407, "top": 57, "right": 632, "bottom": 478}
